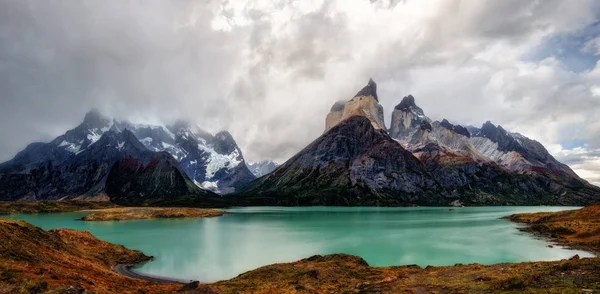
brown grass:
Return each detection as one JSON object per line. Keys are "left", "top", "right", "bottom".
{"left": 0, "top": 200, "right": 117, "bottom": 215}
{"left": 0, "top": 218, "right": 179, "bottom": 293}
{"left": 2, "top": 205, "right": 600, "bottom": 293}
{"left": 208, "top": 254, "right": 600, "bottom": 293}
{"left": 80, "top": 207, "right": 226, "bottom": 221}
{"left": 506, "top": 203, "right": 600, "bottom": 252}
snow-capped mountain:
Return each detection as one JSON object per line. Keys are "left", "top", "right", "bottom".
{"left": 247, "top": 160, "right": 279, "bottom": 177}
{"left": 0, "top": 110, "right": 255, "bottom": 200}
{"left": 114, "top": 119, "right": 255, "bottom": 193}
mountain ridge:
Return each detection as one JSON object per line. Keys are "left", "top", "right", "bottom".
{"left": 233, "top": 79, "right": 600, "bottom": 206}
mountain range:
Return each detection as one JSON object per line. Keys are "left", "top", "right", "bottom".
{"left": 0, "top": 110, "right": 254, "bottom": 204}
{"left": 233, "top": 79, "right": 600, "bottom": 206}
{"left": 247, "top": 160, "right": 280, "bottom": 177}
{"left": 1, "top": 79, "right": 598, "bottom": 206}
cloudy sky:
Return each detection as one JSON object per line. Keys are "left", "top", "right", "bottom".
{"left": 1, "top": 0, "right": 599, "bottom": 185}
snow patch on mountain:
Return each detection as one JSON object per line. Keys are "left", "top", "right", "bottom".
{"left": 199, "top": 144, "right": 241, "bottom": 178}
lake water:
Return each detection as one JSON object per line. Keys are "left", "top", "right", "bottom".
{"left": 3, "top": 206, "right": 595, "bottom": 282}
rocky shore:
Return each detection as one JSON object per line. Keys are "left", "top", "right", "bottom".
{"left": 505, "top": 203, "right": 600, "bottom": 254}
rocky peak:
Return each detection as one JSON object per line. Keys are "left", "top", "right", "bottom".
{"left": 478, "top": 121, "right": 523, "bottom": 152}
{"left": 439, "top": 119, "right": 470, "bottom": 138}
{"left": 213, "top": 131, "right": 239, "bottom": 155}
{"left": 82, "top": 109, "right": 111, "bottom": 129}
{"left": 394, "top": 95, "right": 425, "bottom": 116}
{"left": 354, "top": 78, "right": 378, "bottom": 101}
{"left": 324, "top": 79, "right": 386, "bottom": 132}
{"left": 389, "top": 94, "right": 431, "bottom": 141}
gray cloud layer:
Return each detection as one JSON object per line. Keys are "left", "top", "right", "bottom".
{"left": 0, "top": 0, "right": 599, "bottom": 184}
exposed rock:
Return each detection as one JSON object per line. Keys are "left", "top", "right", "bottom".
{"left": 450, "top": 200, "right": 464, "bottom": 207}
{"left": 324, "top": 79, "right": 386, "bottom": 132}
{"left": 440, "top": 119, "right": 470, "bottom": 138}
{"left": 354, "top": 78, "right": 379, "bottom": 101}
{"left": 420, "top": 121, "right": 433, "bottom": 132}
{"left": 389, "top": 95, "right": 431, "bottom": 142}
{"left": 325, "top": 101, "right": 346, "bottom": 132}
{"left": 234, "top": 116, "right": 438, "bottom": 206}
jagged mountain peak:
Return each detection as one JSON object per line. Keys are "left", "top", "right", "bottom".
{"left": 389, "top": 94, "right": 430, "bottom": 141}
{"left": 394, "top": 94, "right": 425, "bottom": 116}
{"left": 325, "top": 78, "right": 386, "bottom": 132}
{"left": 354, "top": 78, "right": 379, "bottom": 101}
{"left": 440, "top": 119, "right": 470, "bottom": 138}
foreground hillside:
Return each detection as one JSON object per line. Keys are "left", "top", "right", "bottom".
{"left": 210, "top": 254, "right": 600, "bottom": 293}
{"left": 0, "top": 219, "right": 179, "bottom": 293}
{"left": 1, "top": 207, "right": 600, "bottom": 293}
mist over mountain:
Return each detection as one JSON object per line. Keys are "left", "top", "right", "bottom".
{"left": 0, "top": 111, "right": 254, "bottom": 201}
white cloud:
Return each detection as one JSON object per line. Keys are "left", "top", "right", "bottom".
{"left": 0, "top": 0, "right": 599, "bottom": 184}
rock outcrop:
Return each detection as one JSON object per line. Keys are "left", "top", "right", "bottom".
{"left": 324, "top": 79, "right": 386, "bottom": 132}
{"left": 389, "top": 95, "right": 431, "bottom": 141}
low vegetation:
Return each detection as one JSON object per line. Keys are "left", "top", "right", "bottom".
{"left": 208, "top": 254, "right": 600, "bottom": 293}
{"left": 0, "top": 218, "right": 179, "bottom": 293}
{"left": 1, "top": 204, "right": 599, "bottom": 293}
{"left": 81, "top": 207, "right": 226, "bottom": 221}
{"left": 506, "top": 203, "right": 600, "bottom": 252}
{"left": 0, "top": 200, "right": 117, "bottom": 215}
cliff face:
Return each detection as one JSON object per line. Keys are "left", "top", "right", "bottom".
{"left": 389, "top": 95, "right": 431, "bottom": 141}
{"left": 324, "top": 79, "right": 386, "bottom": 132}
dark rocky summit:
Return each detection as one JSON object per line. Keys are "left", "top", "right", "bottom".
{"left": 354, "top": 78, "right": 379, "bottom": 101}
{"left": 440, "top": 119, "right": 470, "bottom": 137}
{"left": 394, "top": 95, "right": 425, "bottom": 116}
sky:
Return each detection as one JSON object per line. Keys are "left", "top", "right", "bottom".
{"left": 0, "top": 0, "right": 599, "bottom": 185}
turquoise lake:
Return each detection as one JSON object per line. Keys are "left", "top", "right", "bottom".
{"left": 3, "top": 206, "right": 595, "bottom": 282}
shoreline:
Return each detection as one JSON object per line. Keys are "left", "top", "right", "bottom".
{"left": 108, "top": 210, "right": 597, "bottom": 286}
{"left": 503, "top": 204, "right": 600, "bottom": 256}
{"left": 113, "top": 263, "right": 193, "bottom": 284}
{"left": 2, "top": 205, "right": 600, "bottom": 292}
